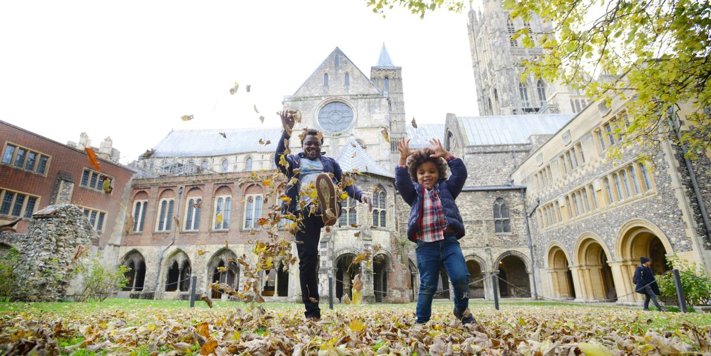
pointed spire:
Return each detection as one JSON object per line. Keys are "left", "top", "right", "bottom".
{"left": 376, "top": 43, "right": 395, "bottom": 67}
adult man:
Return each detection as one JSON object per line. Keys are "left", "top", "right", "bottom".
{"left": 633, "top": 257, "right": 665, "bottom": 311}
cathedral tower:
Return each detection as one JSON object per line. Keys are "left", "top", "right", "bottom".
{"left": 468, "top": 0, "right": 588, "bottom": 115}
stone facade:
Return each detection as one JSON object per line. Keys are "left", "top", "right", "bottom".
{"left": 283, "top": 47, "right": 406, "bottom": 172}
{"left": 467, "top": 1, "right": 586, "bottom": 116}
{"left": 2, "top": 205, "right": 97, "bottom": 301}
{"left": 511, "top": 95, "right": 711, "bottom": 304}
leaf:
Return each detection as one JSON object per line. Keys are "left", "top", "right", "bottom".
{"left": 197, "top": 249, "right": 208, "bottom": 256}
{"left": 349, "top": 319, "right": 365, "bottom": 333}
{"left": 578, "top": 342, "right": 614, "bottom": 356}
{"left": 259, "top": 115, "right": 265, "bottom": 123}
{"left": 229, "top": 81, "right": 239, "bottom": 95}
{"left": 411, "top": 116, "right": 418, "bottom": 128}
{"left": 201, "top": 338, "right": 218, "bottom": 355}
{"left": 246, "top": 84, "right": 251, "bottom": 93}
{"left": 181, "top": 114, "right": 194, "bottom": 121}
{"left": 196, "top": 322, "right": 210, "bottom": 338}
{"left": 253, "top": 104, "right": 259, "bottom": 114}
{"left": 380, "top": 127, "right": 390, "bottom": 143}
{"left": 200, "top": 295, "right": 213, "bottom": 308}
{"left": 85, "top": 147, "right": 101, "bottom": 171}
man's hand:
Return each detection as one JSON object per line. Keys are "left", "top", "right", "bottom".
{"left": 361, "top": 195, "right": 373, "bottom": 211}
{"left": 279, "top": 110, "right": 296, "bottom": 135}
{"left": 398, "top": 138, "right": 410, "bottom": 166}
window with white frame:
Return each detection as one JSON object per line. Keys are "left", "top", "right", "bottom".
{"left": 132, "top": 200, "right": 147, "bottom": 232}
{"left": 185, "top": 197, "right": 202, "bottom": 231}
{"left": 339, "top": 197, "right": 357, "bottom": 227}
{"left": 372, "top": 190, "right": 386, "bottom": 228}
{"left": 1, "top": 142, "right": 50, "bottom": 175}
{"left": 214, "top": 196, "right": 231, "bottom": 230}
{"left": 493, "top": 198, "right": 511, "bottom": 233}
{"left": 156, "top": 199, "right": 175, "bottom": 232}
{"left": 245, "top": 157, "right": 253, "bottom": 171}
{"left": 243, "top": 194, "right": 263, "bottom": 229}
{"left": 0, "top": 189, "right": 39, "bottom": 218}
{"left": 82, "top": 207, "right": 106, "bottom": 232}
{"left": 80, "top": 168, "right": 112, "bottom": 193}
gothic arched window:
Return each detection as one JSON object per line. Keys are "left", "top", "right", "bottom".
{"left": 507, "top": 17, "right": 518, "bottom": 47}
{"left": 493, "top": 198, "right": 511, "bottom": 233}
{"left": 537, "top": 79, "right": 547, "bottom": 106}
{"left": 372, "top": 189, "right": 386, "bottom": 228}
{"left": 519, "top": 82, "right": 529, "bottom": 107}
{"left": 245, "top": 156, "right": 253, "bottom": 171}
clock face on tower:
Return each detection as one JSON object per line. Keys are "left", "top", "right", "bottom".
{"left": 317, "top": 101, "right": 354, "bottom": 133}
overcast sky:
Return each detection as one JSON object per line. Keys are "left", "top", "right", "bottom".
{"left": 0, "top": 0, "right": 478, "bottom": 164}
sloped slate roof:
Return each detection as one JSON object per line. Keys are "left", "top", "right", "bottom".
{"left": 406, "top": 123, "right": 445, "bottom": 148}
{"left": 336, "top": 137, "right": 393, "bottom": 178}
{"left": 152, "top": 128, "right": 283, "bottom": 158}
{"left": 456, "top": 114, "right": 574, "bottom": 146}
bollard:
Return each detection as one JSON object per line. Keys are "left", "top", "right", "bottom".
{"left": 492, "top": 275, "right": 500, "bottom": 311}
{"left": 672, "top": 269, "right": 687, "bottom": 313}
{"left": 189, "top": 275, "right": 197, "bottom": 308}
{"left": 328, "top": 275, "right": 334, "bottom": 310}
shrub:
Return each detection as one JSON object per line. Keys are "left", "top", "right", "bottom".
{"left": 658, "top": 255, "right": 711, "bottom": 309}
{"left": 0, "top": 248, "right": 19, "bottom": 300}
{"left": 76, "top": 258, "right": 130, "bottom": 302}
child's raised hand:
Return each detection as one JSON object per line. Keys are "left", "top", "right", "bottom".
{"left": 398, "top": 138, "right": 410, "bottom": 165}
{"left": 429, "top": 138, "right": 451, "bottom": 159}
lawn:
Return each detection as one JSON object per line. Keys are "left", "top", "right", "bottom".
{"left": 1, "top": 298, "right": 709, "bottom": 354}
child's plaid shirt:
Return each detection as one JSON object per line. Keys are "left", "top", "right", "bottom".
{"left": 416, "top": 187, "right": 447, "bottom": 242}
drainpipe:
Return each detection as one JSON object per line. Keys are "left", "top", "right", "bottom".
{"left": 153, "top": 185, "right": 183, "bottom": 298}
{"left": 521, "top": 188, "right": 539, "bottom": 299}
{"left": 669, "top": 111, "right": 711, "bottom": 244}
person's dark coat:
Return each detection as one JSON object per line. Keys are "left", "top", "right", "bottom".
{"left": 395, "top": 158, "right": 467, "bottom": 242}
{"left": 633, "top": 265, "right": 660, "bottom": 295}
{"left": 275, "top": 132, "right": 363, "bottom": 214}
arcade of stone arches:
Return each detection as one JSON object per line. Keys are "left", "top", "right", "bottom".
{"left": 119, "top": 220, "right": 671, "bottom": 303}
{"left": 119, "top": 246, "right": 536, "bottom": 302}
{"left": 545, "top": 219, "right": 673, "bottom": 303}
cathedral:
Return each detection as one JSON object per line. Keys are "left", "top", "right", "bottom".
{"left": 116, "top": 1, "right": 711, "bottom": 305}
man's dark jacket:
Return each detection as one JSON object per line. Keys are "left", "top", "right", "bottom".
{"left": 274, "top": 132, "right": 363, "bottom": 214}
{"left": 633, "top": 265, "right": 660, "bottom": 295}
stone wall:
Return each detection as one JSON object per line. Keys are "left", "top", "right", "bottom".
{"left": 10, "top": 205, "right": 97, "bottom": 301}
{"left": 462, "top": 145, "right": 531, "bottom": 186}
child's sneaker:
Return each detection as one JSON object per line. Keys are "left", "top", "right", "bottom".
{"left": 316, "top": 173, "right": 339, "bottom": 226}
{"left": 454, "top": 307, "right": 477, "bottom": 325}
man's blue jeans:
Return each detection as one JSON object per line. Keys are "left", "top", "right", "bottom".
{"left": 415, "top": 235, "right": 470, "bottom": 323}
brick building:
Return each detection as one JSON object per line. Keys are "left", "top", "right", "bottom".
{"left": 0, "top": 120, "right": 135, "bottom": 248}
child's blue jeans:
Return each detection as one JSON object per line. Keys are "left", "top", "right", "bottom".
{"left": 415, "top": 235, "right": 470, "bottom": 323}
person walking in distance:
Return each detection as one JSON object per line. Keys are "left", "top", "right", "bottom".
{"left": 275, "top": 109, "right": 371, "bottom": 321}
{"left": 633, "top": 256, "right": 665, "bottom": 311}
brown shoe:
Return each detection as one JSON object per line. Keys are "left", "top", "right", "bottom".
{"left": 316, "top": 173, "right": 339, "bottom": 226}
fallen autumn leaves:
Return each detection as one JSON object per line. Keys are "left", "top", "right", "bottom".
{"left": 1, "top": 302, "right": 709, "bottom": 355}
